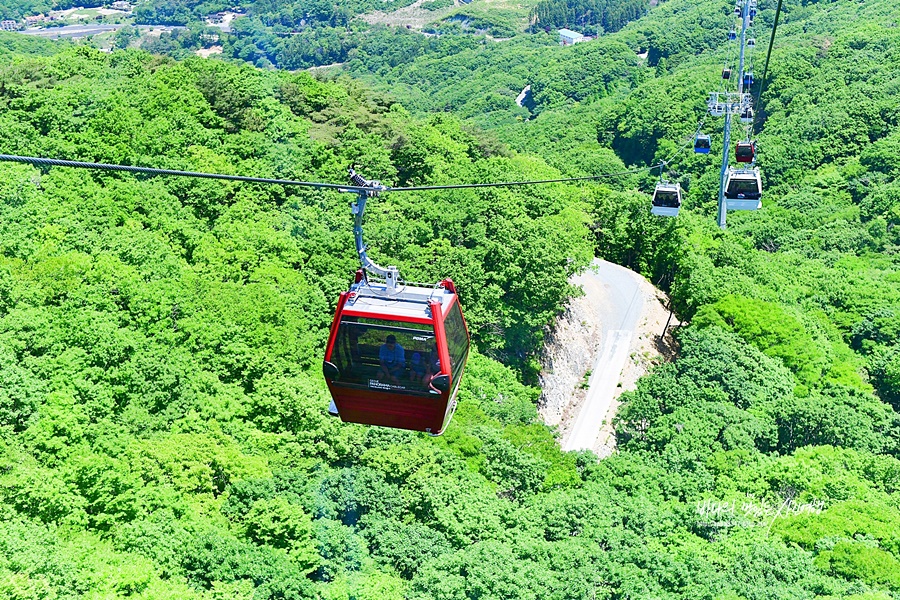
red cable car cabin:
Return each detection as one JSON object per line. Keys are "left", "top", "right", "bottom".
{"left": 735, "top": 141, "right": 756, "bottom": 163}
{"left": 322, "top": 279, "right": 470, "bottom": 435}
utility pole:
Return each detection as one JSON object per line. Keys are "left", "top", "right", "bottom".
{"left": 716, "top": 0, "right": 751, "bottom": 230}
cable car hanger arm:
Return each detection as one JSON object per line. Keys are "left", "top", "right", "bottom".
{"left": 346, "top": 167, "right": 400, "bottom": 288}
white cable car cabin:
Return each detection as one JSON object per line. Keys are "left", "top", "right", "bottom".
{"left": 740, "top": 107, "right": 754, "bottom": 124}
{"left": 724, "top": 167, "right": 762, "bottom": 210}
{"left": 651, "top": 182, "right": 682, "bottom": 217}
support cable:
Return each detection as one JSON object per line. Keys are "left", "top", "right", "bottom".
{"left": 0, "top": 153, "right": 662, "bottom": 193}
{"left": 0, "top": 154, "right": 366, "bottom": 192}
{"left": 662, "top": 121, "right": 705, "bottom": 170}
{"left": 754, "top": 0, "right": 784, "bottom": 127}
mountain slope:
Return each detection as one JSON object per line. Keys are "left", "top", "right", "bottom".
{"left": 0, "top": 0, "right": 900, "bottom": 595}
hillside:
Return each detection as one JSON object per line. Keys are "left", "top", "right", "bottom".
{"left": 1, "top": 0, "right": 900, "bottom": 596}
{"left": 346, "top": 0, "right": 900, "bottom": 403}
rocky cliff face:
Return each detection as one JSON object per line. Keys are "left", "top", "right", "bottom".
{"left": 537, "top": 290, "right": 603, "bottom": 429}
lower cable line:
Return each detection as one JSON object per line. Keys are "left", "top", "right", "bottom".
{"left": 0, "top": 153, "right": 662, "bottom": 194}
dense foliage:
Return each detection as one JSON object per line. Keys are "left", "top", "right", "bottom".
{"left": 1, "top": 0, "right": 900, "bottom": 596}
{"left": 0, "top": 0, "right": 100, "bottom": 20}
{"left": 130, "top": 0, "right": 651, "bottom": 70}
{"left": 132, "top": 0, "right": 419, "bottom": 28}
{"left": 530, "top": 0, "right": 649, "bottom": 35}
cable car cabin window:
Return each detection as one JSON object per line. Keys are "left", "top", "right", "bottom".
{"left": 726, "top": 178, "right": 761, "bottom": 198}
{"left": 330, "top": 317, "right": 439, "bottom": 394}
{"left": 694, "top": 135, "right": 711, "bottom": 152}
{"left": 444, "top": 301, "right": 470, "bottom": 392}
{"left": 653, "top": 191, "right": 680, "bottom": 208}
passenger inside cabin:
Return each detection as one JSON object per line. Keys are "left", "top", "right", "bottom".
{"left": 427, "top": 348, "right": 443, "bottom": 393}
{"left": 654, "top": 192, "right": 680, "bottom": 208}
{"left": 377, "top": 334, "right": 405, "bottom": 383}
{"left": 409, "top": 351, "right": 427, "bottom": 384}
{"left": 728, "top": 178, "right": 760, "bottom": 198}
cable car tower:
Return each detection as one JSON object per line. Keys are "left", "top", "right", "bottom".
{"left": 709, "top": 0, "right": 760, "bottom": 229}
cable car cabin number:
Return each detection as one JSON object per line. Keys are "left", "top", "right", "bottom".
{"left": 323, "top": 279, "right": 470, "bottom": 435}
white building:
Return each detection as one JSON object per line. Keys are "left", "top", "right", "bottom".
{"left": 558, "top": 28, "right": 585, "bottom": 46}
{"left": 0, "top": 20, "right": 18, "bottom": 31}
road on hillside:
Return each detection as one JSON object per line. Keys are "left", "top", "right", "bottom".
{"left": 20, "top": 24, "right": 183, "bottom": 39}
{"left": 21, "top": 24, "right": 123, "bottom": 38}
{"left": 561, "top": 259, "right": 644, "bottom": 452}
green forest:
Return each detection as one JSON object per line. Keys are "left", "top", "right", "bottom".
{"left": 529, "top": 0, "right": 648, "bottom": 35}
{"left": 1, "top": 0, "right": 900, "bottom": 596}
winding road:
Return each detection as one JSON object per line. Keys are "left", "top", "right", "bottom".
{"left": 561, "top": 259, "right": 645, "bottom": 452}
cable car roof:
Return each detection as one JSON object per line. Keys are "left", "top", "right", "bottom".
{"left": 728, "top": 166, "right": 761, "bottom": 177}
{"left": 343, "top": 283, "right": 457, "bottom": 323}
{"left": 655, "top": 181, "right": 681, "bottom": 193}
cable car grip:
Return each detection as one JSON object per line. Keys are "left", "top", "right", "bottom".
{"left": 346, "top": 167, "right": 400, "bottom": 290}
